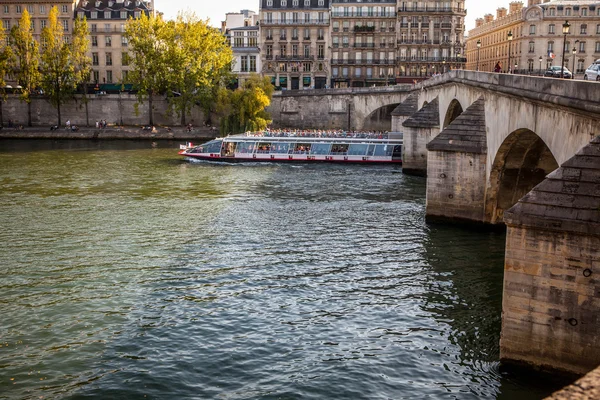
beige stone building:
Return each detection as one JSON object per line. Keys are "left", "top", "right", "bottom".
{"left": 1, "top": 0, "right": 77, "bottom": 41}
{"left": 329, "top": 0, "right": 397, "bottom": 87}
{"left": 74, "top": 0, "right": 154, "bottom": 87}
{"left": 466, "top": 0, "right": 600, "bottom": 75}
{"left": 259, "top": 0, "right": 330, "bottom": 90}
{"left": 396, "top": 0, "right": 467, "bottom": 82}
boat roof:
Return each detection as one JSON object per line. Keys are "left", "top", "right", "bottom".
{"left": 219, "top": 134, "right": 402, "bottom": 144}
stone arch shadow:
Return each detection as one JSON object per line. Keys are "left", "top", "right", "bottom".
{"left": 485, "top": 128, "right": 560, "bottom": 224}
{"left": 443, "top": 99, "right": 464, "bottom": 128}
{"left": 363, "top": 103, "right": 401, "bottom": 131}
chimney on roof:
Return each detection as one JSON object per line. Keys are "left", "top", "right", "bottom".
{"left": 484, "top": 13, "right": 494, "bottom": 23}
{"left": 497, "top": 7, "right": 507, "bottom": 18}
{"left": 509, "top": 1, "right": 524, "bottom": 14}
{"left": 476, "top": 18, "right": 484, "bottom": 27}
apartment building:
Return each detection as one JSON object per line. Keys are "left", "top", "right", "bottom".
{"left": 230, "top": 25, "right": 261, "bottom": 87}
{"left": 329, "top": 0, "right": 397, "bottom": 87}
{"left": 466, "top": 0, "right": 600, "bottom": 75}
{"left": 396, "top": 0, "right": 467, "bottom": 81}
{"left": 1, "top": 0, "right": 76, "bottom": 41}
{"left": 259, "top": 0, "right": 330, "bottom": 90}
{"left": 74, "top": 0, "right": 154, "bottom": 86}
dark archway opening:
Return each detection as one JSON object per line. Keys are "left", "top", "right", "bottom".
{"left": 364, "top": 103, "right": 400, "bottom": 131}
{"left": 486, "top": 129, "right": 559, "bottom": 224}
{"left": 443, "top": 99, "right": 464, "bottom": 128}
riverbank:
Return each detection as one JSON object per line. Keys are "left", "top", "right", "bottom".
{"left": 0, "top": 126, "right": 217, "bottom": 141}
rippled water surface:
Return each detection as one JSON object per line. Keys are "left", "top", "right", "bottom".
{"left": 0, "top": 140, "right": 570, "bottom": 399}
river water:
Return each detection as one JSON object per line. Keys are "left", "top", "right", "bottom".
{"left": 0, "top": 140, "right": 571, "bottom": 399}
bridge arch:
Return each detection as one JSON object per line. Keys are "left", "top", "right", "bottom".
{"left": 363, "top": 103, "right": 400, "bottom": 131}
{"left": 486, "top": 129, "right": 559, "bottom": 224}
{"left": 443, "top": 99, "right": 464, "bottom": 128}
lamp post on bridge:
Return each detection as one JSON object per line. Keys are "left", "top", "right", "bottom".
{"left": 561, "top": 20, "right": 570, "bottom": 79}
{"left": 572, "top": 46, "right": 577, "bottom": 79}
{"left": 476, "top": 39, "right": 481, "bottom": 71}
{"left": 539, "top": 56, "right": 543, "bottom": 75}
{"left": 507, "top": 31, "right": 513, "bottom": 73}
{"left": 442, "top": 59, "right": 446, "bottom": 74}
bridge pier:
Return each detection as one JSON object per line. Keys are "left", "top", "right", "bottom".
{"left": 391, "top": 92, "right": 418, "bottom": 132}
{"left": 401, "top": 97, "right": 440, "bottom": 176}
{"left": 501, "top": 136, "right": 600, "bottom": 375}
{"left": 425, "top": 98, "right": 488, "bottom": 224}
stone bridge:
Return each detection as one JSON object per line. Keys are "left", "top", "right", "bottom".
{"left": 270, "top": 71, "right": 600, "bottom": 380}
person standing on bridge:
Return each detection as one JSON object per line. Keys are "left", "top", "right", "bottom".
{"left": 494, "top": 62, "right": 502, "bottom": 73}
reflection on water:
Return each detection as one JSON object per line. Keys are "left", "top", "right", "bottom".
{"left": 0, "top": 140, "right": 569, "bottom": 399}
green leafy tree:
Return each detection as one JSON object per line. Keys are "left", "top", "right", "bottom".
{"left": 10, "top": 9, "right": 40, "bottom": 127}
{"left": 166, "top": 13, "right": 233, "bottom": 126}
{"left": 125, "top": 13, "right": 170, "bottom": 126}
{"left": 72, "top": 17, "right": 92, "bottom": 126}
{"left": 40, "top": 7, "right": 81, "bottom": 126}
{"left": 0, "top": 22, "right": 14, "bottom": 127}
{"left": 219, "top": 74, "right": 274, "bottom": 135}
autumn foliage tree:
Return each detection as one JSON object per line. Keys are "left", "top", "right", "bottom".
{"left": 40, "top": 7, "right": 90, "bottom": 126}
{"left": 0, "top": 22, "right": 13, "bottom": 126}
{"left": 10, "top": 9, "right": 40, "bottom": 126}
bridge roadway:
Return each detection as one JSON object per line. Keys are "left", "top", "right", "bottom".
{"left": 269, "top": 71, "right": 600, "bottom": 382}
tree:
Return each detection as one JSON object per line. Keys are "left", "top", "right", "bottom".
{"left": 0, "top": 22, "right": 14, "bottom": 127}
{"left": 165, "top": 13, "right": 233, "bottom": 126}
{"left": 125, "top": 13, "right": 170, "bottom": 126}
{"left": 219, "top": 74, "right": 274, "bottom": 135}
{"left": 40, "top": 7, "right": 87, "bottom": 126}
{"left": 71, "top": 17, "right": 92, "bottom": 126}
{"left": 10, "top": 9, "right": 40, "bottom": 127}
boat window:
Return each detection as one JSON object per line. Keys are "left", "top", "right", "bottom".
{"left": 367, "top": 144, "right": 376, "bottom": 156}
{"left": 373, "top": 144, "right": 393, "bottom": 157}
{"left": 348, "top": 144, "right": 368, "bottom": 156}
{"left": 270, "top": 143, "right": 291, "bottom": 153}
{"left": 293, "top": 143, "right": 311, "bottom": 154}
{"left": 310, "top": 143, "right": 332, "bottom": 155}
{"left": 331, "top": 144, "right": 349, "bottom": 154}
{"left": 256, "top": 142, "right": 272, "bottom": 153}
{"left": 202, "top": 140, "right": 222, "bottom": 153}
{"left": 236, "top": 142, "right": 256, "bottom": 154}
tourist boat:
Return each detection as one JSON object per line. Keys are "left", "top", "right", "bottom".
{"left": 179, "top": 132, "right": 403, "bottom": 164}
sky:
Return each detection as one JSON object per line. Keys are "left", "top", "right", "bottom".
{"left": 156, "top": 0, "right": 511, "bottom": 32}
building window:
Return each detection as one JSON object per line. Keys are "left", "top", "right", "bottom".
{"left": 62, "top": 5, "right": 68, "bottom": 13}
{"left": 595, "top": 42, "right": 600, "bottom": 53}
{"left": 241, "top": 56, "right": 248, "bottom": 72}
{"left": 91, "top": 36, "right": 98, "bottom": 46}
{"left": 548, "top": 8, "right": 556, "bottom": 16}
{"left": 3, "top": 5, "right": 8, "bottom": 14}
{"left": 28, "top": 5, "right": 34, "bottom": 14}
{"left": 134, "top": 11, "right": 141, "bottom": 18}
{"left": 281, "top": 0, "right": 287, "bottom": 6}
{"left": 92, "top": 53, "right": 99, "bottom": 66}
{"left": 91, "top": 12, "right": 98, "bottom": 19}
{"left": 106, "top": 71, "right": 112, "bottom": 83}
{"left": 62, "top": 20, "right": 68, "bottom": 32}
{"left": 106, "top": 53, "right": 112, "bottom": 66}
{"left": 529, "top": 25, "right": 536, "bottom": 35}
{"left": 292, "top": 0, "right": 298, "bottom": 6}
{"left": 579, "top": 41, "right": 585, "bottom": 52}
{"left": 528, "top": 41, "right": 535, "bottom": 53}
{"left": 565, "top": 8, "right": 571, "bottom": 16}
{"left": 318, "top": 0, "right": 324, "bottom": 6}
{"left": 332, "top": 67, "right": 338, "bottom": 77}
{"left": 355, "top": 67, "right": 361, "bottom": 77}
{"left": 106, "top": 36, "right": 112, "bottom": 47}
{"left": 41, "top": 20, "right": 46, "bottom": 29}
{"left": 93, "top": 70, "right": 99, "bottom": 83}
{"left": 2, "top": 20, "right": 9, "bottom": 30}
{"left": 121, "top": 11, "right": 127, "bottom": 19}
{"left": 122, "top": 52, "right": 129, "bottom": 66}
{"left": 304, "top": 0, "right": 310, "bottom": 6}
{"left": 16, "top": 5, "right": 22, "bottom": 14}
{"left": 547, "top": 41, "right": 554, "bottom": 52}
{"left": 597, "top": 24, "right": 600, "bottom": 34}
{"left": 104, "top": 11, "right": 111, "bottom": 19}
{"left": 548, "top": 24, "right": 555, "bottom": 34}
{"left": 122, "top": 36, "right": 128, "bottom": 47}
{"left": 78, "top": 12, "right": 85, "bottom": 19}
{"left": 249, "top": 56, "right": 256, "bottom": 72}
{"left": 582, "top": 8, "right": 588, "bottom": 16}
{"left": 267, "top": 0, "right": 273, "bottom": 6}
{"left": 581, "top": 24, "right": 587, "bottom": 34}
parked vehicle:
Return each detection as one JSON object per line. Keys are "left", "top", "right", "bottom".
{"left": 544, "top": 66, "right": 573, "bottom": 79}
{"left": 583, "top": 61, "right": 600, "bottom": 81}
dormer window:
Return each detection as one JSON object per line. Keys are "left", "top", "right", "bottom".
{"left": 582, "top": 8, "right": 588, "bottom": 16}
{"left": 78, "top": 11, "right": 85, "bottom": 18}
{"left": 548, "top": 8, "right": 556, "bottom": 16}
{"left": 266, "top": 0, "right": 272, "bottom": 6}
{"left": 134, "top": 11, "right": 141, "bottom": 18}
{"left": 318, "top": 0, "right": 324, "bottom": 6}
{"left": 96, "top": 1, "right": 101, "bottom": 7}
{"left": 91, "top": 11, "right": 98, "bottom": 19}
{"left": 292, "top": 0, "right": 298, "bottom": 6}
{"left": 104, "top": 11, "right": 111, "bottom": 18}
{"left": 120, "top": 11, "right": 127, "bottom": 18}
{"left": 281, "top": 0, "right": 287, "bottom": 7}
{"left": 305, "top": 0, "right": 310, "bottom": 5}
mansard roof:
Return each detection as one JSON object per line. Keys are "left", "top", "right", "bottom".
{"left": 75, "top": 0, "right": 152, "bottom": 12}
{"left": 260, "top": 0, "right": 330, "bottom": 10}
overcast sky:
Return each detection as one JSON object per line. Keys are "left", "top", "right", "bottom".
{"left": 156, "top": 0, "right": 510, "bottom": 32}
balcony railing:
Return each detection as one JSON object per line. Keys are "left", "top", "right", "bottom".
{"left": 275, "top": 55, "right": 314, "bottom": 61}
{"left": 331, "top": 58, "right": 396, "bottom": 65}
{"left": 397, "top": 6, "right": 466, "bottom": 13}
{"left": 353, "top": 25, "right": 376, "bottom": 32}
{"left": 396, "top": 56, "right": 467, "bottom": 63}
{"left": 261, "top": 19, "right": 329, "bottom": 25}
{"left": 331, "top": 12, "right": 396, "bottom": 18}
{"left": 353, "top": 43, "right": 376, "bottom": 48}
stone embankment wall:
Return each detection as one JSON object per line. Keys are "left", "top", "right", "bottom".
{"left": 0, "top": 94, "right": 206, "bottom": 127}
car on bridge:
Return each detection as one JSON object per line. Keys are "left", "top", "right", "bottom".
{"left": 583, "top": 61, "right": 600, "bottom": 81}
{"left": 544, "top": 66, "right": 573, "bottom": 79}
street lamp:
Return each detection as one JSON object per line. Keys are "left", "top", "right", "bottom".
{"left": 507, "top": 31, "right": 513, "bottom": 73}
{"left": 572, "top": 47, "right": 577, "bottom": 79}
{"left": 539, "top": 55, "right": 543, "bottom": 75}
{"left": 514, "top": 63, "right": 518, "bottom": 74}
{"left": 476, "top": 39, "right": 481, "bottom": 71}
{"left": 442, "top": 59, "right": 446, "bottom": 73}
{"left": 561, "top": 20, "right": 570, "bottom": 79}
